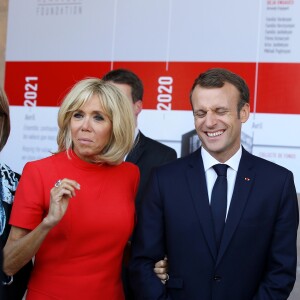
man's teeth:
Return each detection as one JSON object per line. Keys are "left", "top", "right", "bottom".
{"left": 207, "top": 131, "right": 223, "bottom": 137}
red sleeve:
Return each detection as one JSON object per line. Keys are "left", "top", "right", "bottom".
{"left": 9, "top": 161, "right": 48, "bottom": 230}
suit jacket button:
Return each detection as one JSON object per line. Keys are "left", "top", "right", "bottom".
{"left": 213, "top": 275, "right": 222, "bottom": 282}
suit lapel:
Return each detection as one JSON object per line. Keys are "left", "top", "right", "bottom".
{"left": 186, "top": 150, "right": 218, "bottom": 260}
{"left": 216, "top": 149, "right": 255, "bottom": 266}
{"left": 126, "top": 131, "right": 145, "bottom": 163}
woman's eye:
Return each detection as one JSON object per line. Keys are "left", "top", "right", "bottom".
{"left": 73, "top": 112, "right": 83, "bottom": 119}
{"left": 94, "top": 114, "right": 104, "bottom": 121}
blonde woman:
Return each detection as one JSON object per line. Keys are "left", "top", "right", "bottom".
{"left": 3, "top": 79, "right": 139, "bottom": 300}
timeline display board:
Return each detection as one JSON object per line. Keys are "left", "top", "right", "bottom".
{"left": 2, "top": 0, "right": 300, "bottom": 191}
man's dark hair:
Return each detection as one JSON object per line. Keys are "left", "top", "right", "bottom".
{"left": 102, "top": 69, "right": 144, "bottom": 103}
{"left": 190, "top": 68, "right": 250, "bottom": 114}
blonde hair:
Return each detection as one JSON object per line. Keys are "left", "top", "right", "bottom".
{"left": 57, "top": 78, "right": 135, "bottom": 165}
{"left": 0, "top": 87, "right": 11, "bottom": 151}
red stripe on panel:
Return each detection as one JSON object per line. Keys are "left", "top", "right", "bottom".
{"left": 256, "top": 63, "right": 300, "bottom": 114}
{"left": 4, "top": 62, "right": 111, "bottom": 106}
{"left": 112, "top": 61, "right": 256, "bottom": 111}
{"left": 5, "top": 61, "right": 300, "bottom": 114}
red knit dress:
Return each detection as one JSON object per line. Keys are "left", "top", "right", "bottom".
{"left": 10, "top": 151, "right": 139, "bottom": 300}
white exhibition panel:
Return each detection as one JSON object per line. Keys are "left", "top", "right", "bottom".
{"left": 2, "top": 0, "right": 300, "bottom": 192}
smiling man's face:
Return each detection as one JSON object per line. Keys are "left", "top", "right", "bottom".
{"left": 191, "top": 82, "right": 249, "bottom": 162}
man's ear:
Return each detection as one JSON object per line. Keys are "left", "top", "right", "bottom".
{"left": 240, "top": 103, "right": 250, "bottom": 123}
{"left": 133, "top": 100, "right": 143, "bottom": 116}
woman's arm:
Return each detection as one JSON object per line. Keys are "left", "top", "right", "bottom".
{"left": 3, "top": 222, "right": 52, "bottom": 276}
{"left": 3, "top": 178, "right": 80, "bottom": 275}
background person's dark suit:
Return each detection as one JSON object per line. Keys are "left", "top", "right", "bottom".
{"left": 129, "top": 147, "right": 299, "bottom": 300}
{"left": 123, "top": 130, "right": 177, "bottom": 299}
{"left": 126, "top": 131, "right": 177, "bottom": 212}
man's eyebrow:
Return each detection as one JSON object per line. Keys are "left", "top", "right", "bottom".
{"left": 215, "top": 106, "right": 229, "bottom": 111}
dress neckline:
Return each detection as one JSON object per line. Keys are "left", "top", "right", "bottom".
{"left": 65, "top": 150, "right": 108, "bottom": 171}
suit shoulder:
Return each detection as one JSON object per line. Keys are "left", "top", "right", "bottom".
{"left": 143, "top": 135, "right": 177, "bottom": 155}
{"left": 247, "top": 151, "right": 293, "bottom": 175}
{"left": 154, "top": 151, "right": 195, "bottom": 173}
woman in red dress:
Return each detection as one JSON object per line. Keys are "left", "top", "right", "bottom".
{"left": 3, "top": 78, "right": 140, "bottom": 299}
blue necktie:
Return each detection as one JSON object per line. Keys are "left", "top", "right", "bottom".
{"left": 211, "top": 164, "right": 228, "bottom": 249}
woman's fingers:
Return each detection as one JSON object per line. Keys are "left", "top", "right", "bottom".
{"left": 51, "top": 178, "right": 81, "bottom": 199}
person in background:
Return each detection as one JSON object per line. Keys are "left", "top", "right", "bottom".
{"left": 102, "top": 69, "right": 177, "bottom": 212}
{"left": 103, "top": 69, "right": 176, "bottom": 299}
{"left": 0, "top": 87, "right": 33, "bottom": 300}
{"left": 3, "top": 78, "right": 140, "bottom": 300}
{"left": 129, "top": 68, "right": 299, "bottom": 300}
{"left": 0, "top": 248, "right": 3, "bottom": 299}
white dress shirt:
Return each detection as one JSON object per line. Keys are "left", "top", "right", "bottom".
{"left": 201, "top": 146, "right": 242, "bottom": 219}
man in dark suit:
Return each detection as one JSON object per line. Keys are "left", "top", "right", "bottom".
{"left": 129, "top": 68, "right": 299, "bottom": 299}
{"left": 103, "top": 69, "right": 177, "bottom": 299}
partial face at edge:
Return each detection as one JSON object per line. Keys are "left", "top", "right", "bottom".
{"left": 109, "top": 82, "right": 142, "bottom": 124}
